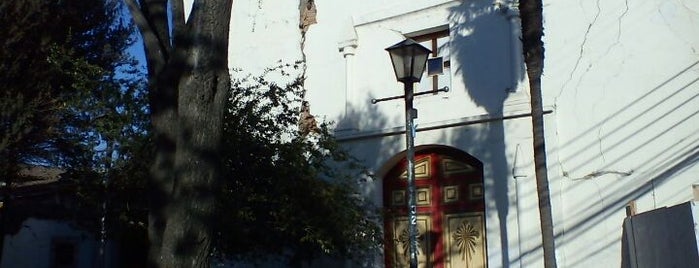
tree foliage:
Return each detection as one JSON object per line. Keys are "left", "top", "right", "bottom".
{"left": 0, "top": 0, "right": 148, "bottom": 265}
{"left": 0, "top": 0, "right": 146, "bottom": 213}
{"left": 214, "top": 65, "right": 382, "bottom": 265}
{"left": 0, "top": 0, "right": 141, "bottom": 169}
{"left": 124, "top": 1, "right": 380, "bottom": 265}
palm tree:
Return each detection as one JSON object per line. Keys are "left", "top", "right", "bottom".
{"left": 519, "top": 0, "right": 558, "bottom": 267}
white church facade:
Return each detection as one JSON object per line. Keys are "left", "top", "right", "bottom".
{"left": 214, "top": 0, "right": 699, "bottom": 267}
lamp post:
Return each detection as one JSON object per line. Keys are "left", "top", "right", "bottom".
{"left": 385, "top": 38, "right": 431, "bottom": 268}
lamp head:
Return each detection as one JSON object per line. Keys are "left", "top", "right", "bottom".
{"left": 386, "top": 38, "right": 432, "bottom": 84}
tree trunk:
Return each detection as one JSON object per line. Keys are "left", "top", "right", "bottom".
{"left": 519, "top": 0, "right": 558, "bottom": 267}
{"left": 126, "top": 0, "right": 233, "bottom": 266}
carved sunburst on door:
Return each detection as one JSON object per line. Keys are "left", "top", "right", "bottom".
{"left": 396, "top": 227, "right": 423, "bottom": 258}
{"left": 453, "top": 220, "right": 479, "bottom": 262}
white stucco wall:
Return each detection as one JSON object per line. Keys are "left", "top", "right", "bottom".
{"left": 215, "top": 0, "right": 699, "bottom": 267}
{"left": 543, "top": 0, "right": 699, "bottom": 267}
{"left": 1, "top": 218, "right": 98, "bottom": 268}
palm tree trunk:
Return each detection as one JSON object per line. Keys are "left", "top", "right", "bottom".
{"left": 519, "top": 0, "right": 558, "bottom": 267}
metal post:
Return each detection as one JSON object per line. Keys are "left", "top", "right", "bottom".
{"left": 404, "top": 81, "right": 419, "bottom": 268}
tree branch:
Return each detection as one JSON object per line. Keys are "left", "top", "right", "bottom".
{"left": 171, "top": 0, "right": 186, "bottom": 48}
{"left": 125, "top": 0, "right": 174, "bottom": 78}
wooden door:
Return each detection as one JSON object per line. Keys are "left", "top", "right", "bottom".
{"left": 383, "top": 150, "right": 487, "bottom": 268}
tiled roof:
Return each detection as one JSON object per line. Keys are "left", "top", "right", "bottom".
{"left": 14, "top": 165, "right": 66, "bottom": 187}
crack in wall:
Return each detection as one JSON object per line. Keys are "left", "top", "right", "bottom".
{"left": 555, "top": 0, "right": 602, "bottom": 179}
{"left": 659, "top": 1, "right": 698, "bottom": 55}
{"left": 554, "top": 0, "right": 602, "bottom": 105}
{"left": 250, "top": 0, "right": 263, "bottom": 32}
{"left": 298, "top": 0, "right": 317, "bottom": 92}
{"left": 571, "top": 170, "right": 633, "bottom": 181}
{"left": 615, "top": 0, "right": 629, "bottom": 50}
{"left": 298, "top": 0, "right": 317, "bottom": 97}
{"left": 679, "top": 0, "right": 699, "bottom": 54}
{"left": 299, "top": 0, "right": 317, "bottom": 41}
{"left": 597, "top": 0, "right": 629, "bottom": 61}
{"left": 597, "top": 124, "right": 606, "bottom": 163}
{"left": 594, "top": 1, "right": 630, "bottom": 164}
{"left": 298, "top": 0, "right": 318, "bottom": 135}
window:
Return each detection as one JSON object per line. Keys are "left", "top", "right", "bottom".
{"left": 51, "top": 237, "right": 78, "bottom": 268}
{"left": 407, "top": 26, "right": 451, "bottom": 94}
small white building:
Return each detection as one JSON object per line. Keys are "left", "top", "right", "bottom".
{"left": 1, "top": 218, "right": 100, "bottom": 268}
{"left": 215, "top": 0, "right": 699, "bottom": 267}
{"left": 0, "top": 166, "right": 111, "bottom": 268}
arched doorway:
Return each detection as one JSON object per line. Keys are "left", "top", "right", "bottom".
{"left": 383, "top": 147, "right": 487, "bottom": 268}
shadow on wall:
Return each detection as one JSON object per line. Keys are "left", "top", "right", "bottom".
{"left": 449, "top": 0, "right": 513, "bottom": 115}
{"left": 332, "top": 2, "right": 522, "bottom": 267}
{"left": 448, "top": 2, "right": 516, "bottom": 268}
{"left": 333, "top": 0, "right": 699, "bottom": 266}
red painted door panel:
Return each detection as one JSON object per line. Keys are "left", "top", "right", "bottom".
{"left": 384, "top": 151, "right": 487, "bottom": 268}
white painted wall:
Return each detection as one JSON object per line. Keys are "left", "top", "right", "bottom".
{"left": 218, "top": 0, "right": 699, "bottom": 267}
{"left": 1, "top": 218, "right": 98, "bottom": 268}
{"left": 543, "top": 0, "right": 699, "bottom": 266}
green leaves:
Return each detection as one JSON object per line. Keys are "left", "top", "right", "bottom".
{"left": 0, "top": 0, "right": 149, "bottom": 244}
{"left": 0, "top": 0, "right": 142, "bottom": 168}
{"left": 215, "top": 65, "right": 381, "bottom": 263}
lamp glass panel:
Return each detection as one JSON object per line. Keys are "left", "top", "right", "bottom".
{"left": 389, "top": 48, "right": 408, "bottom": 80}
{"left": 410, "top": 52, "right": 429, "bottom": 82}
{"left": 386, "top": 39, "right": 431, "bottom": 82}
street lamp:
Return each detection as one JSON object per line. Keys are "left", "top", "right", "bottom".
{"left": 386, "top": 38, "right": 431, "bottom": 268}
{"left": 386, "top": 39, "right": 431, "bottom": 83}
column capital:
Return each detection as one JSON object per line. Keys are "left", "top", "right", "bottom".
{"left": 338, "top": 39, "right": 358, "bottom": 58}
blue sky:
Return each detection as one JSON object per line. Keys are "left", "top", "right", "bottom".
{"left": 120, "top": 3, "right": 147, "bottom": 72}
{"left": 128, "top": 36, "right": 147, "bottom": 70}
